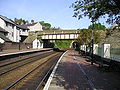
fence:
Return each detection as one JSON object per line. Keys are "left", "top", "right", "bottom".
{"left": 78, "top": 44, "right": 120, "bottom": 71}
{"left": 79, "top": 44, "right": 120, "bottom": 61}
{"left": 97, "top": 47, "right": 120, "bottom": 62}
{"left": 0, "top": 42, "right": 32, "bottom": 51}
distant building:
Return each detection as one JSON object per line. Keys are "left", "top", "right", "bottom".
{"left": 25, "top": 22, "right": 43, "bottom": 32}
{"left": 24, "top": 33, "right": 43, "bottom": 49}
{"left": 110, "top": 22, "right": 120, "bottom": 30}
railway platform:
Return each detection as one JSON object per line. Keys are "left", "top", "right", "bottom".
{"left": 44, "top": 50, "right": 120, "bottom": 90}
{"left": 0, "top": 48, "right": 52, "bottom": 57}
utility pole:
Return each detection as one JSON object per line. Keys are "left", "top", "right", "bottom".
{"left": 19, "top": 30, "right": 21, "bottom": 50}
{"left": 36, "top": 32, "right": 39, "bottom": 49}
{"left": 91, "top": 0, "right": 95, "bottom": 65}
{"left": 91, "top": 20, "right": 94, "bottom": 65}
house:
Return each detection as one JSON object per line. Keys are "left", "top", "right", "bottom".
{"left": 0, "top": 15, "right": 20, "bottom": 42}
{"left": 24, "top": 33, "right": 43, "bottom": 49}
{"left": 0, "top": 27, "right": 11, "bottom": 43}
{"left": 0, "top": 26, "right": 12, "bottom": 50}
{"left": 110, "top": 22, "right": 120, "bottom": 30}
{"left": 0, "top": 26, "right": 8, "bottom": 37}
{"left": 0, "top": 15, "right": 29, "bottom": 42}
{"left": 23, "top": 22, "right": 44, "bottom": 48}
{"left": 17, "top": 25, "right": 29, "bottom": 42}
{"left": 0, "top": 15, "right": 44, "bottom": 49}
{"left": 25, "top": 22, "right": 43, "bottom": 32}
{"left": 32, "top": 39, "right": 43, "bottom": 49}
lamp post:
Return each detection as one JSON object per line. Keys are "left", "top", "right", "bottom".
{"left": 36, "top": 32, "right": 38, "bottom": 49}
{"left": 19, "top": 30, "right": 21, "bottom": 50}
{"left": 91, "top": 0, "right": 96, "bottom": 65}
{"left": 91, "top": 20, "right": 94, "bottom": 65}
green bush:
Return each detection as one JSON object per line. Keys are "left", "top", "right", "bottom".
{"left": 54, "top": 40, "right": 72, "bottom": 49}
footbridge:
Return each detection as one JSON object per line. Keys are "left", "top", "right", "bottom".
{"left": 31, "top": 30, "right": 80, "bottom": 40}
{"left": 26, "top": 30, "right": 80, "bottom": 48}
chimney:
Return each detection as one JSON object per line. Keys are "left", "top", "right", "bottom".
{"left": 31, "top": 20, "right": 34, "bottom": 23}
{"left": 26, "top": 20, "right": 29, "bottom": 24}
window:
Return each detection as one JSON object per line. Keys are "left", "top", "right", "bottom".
{"left": 16, "top": 27, "right": 20, "bottom": 30}
{"left": 12, "top": 32, "right": 14, "bottom": 37}
{"left": 12, "top": 25, "right": 14, "bottom": 29}
{"left": 4, "top": 33, "right": 8, "bottom": 36}
{"left": 6, "top": 22, "right": 8, "bottom": 27}
{"left": 23, "top": 29, "right": 26, "bottom": 32}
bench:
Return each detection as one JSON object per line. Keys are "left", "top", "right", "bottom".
{"left": 78, "top": 50, "right": 110, "bottom": 71}
{"left": 85, "top": 56, "right": 92, "bottom": 62}
{"left": 95, "top": 61, "right": 109, "bottom": 68}
{"left": 94, "top": 60, "right": 110, "bottom": 71}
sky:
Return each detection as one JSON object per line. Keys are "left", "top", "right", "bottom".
{"left": 0, "top": 0, "right": 110, "bottom": 29}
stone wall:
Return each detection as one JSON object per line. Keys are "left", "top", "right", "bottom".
{"left": 0, "top": 42, "right": 32, "bottom": 50}
{"left": 100, "top": 30, "right": 120, "bottom": 48}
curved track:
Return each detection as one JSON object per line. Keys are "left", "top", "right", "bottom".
{"left": 0, "top": 51, "right": 56, "bottom": 75}
{"left": 0, "top": 51, "right": 63, "bottom": 90}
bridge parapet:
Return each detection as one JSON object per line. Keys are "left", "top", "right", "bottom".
{"left": 38, "top": 30, "right": 80, "bottom": 35}
{"left": 29, "top": 30, "right": 80, "bottom": 40}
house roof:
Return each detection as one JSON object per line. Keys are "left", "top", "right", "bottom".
{"left": 25, "top": 22, "right": 37, "bottom": 26}
{"left": 0, "top": 32, "right": 11, "bottom": 42}
{"left": 0, "top": 15, "right": 15, "bottom": 25}
{"left": 24, "top": 35, "right": 36, "bottom": 43}
{"left": 24, "top": 35, "right": 43, "bottom": 43}
{"left": 110, "top": 20, "right": 120, "bottom": 29}
{"left": 0, "top": 27, "right": 8, "bottom": 33}
{"left": 110, "top": 24, "right": 120, "bottom": 30}
{"left": 17, "top": 25, "right": 29, "bottom": 30}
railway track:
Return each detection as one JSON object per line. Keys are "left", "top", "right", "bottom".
{"left": 0, "top": 51, "right": 63, "bottom": 89}
{"left": 0, "top": 51, "right": 56, "bottom": 75}
{"left": 0, "top": 50, "right": 53, "bottom": 67}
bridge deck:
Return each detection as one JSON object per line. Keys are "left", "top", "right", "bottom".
{"left": 38, "top": 30, "right": 80, "bottom": 34}
{"left": 44, "top": 50, "right": 120, "bottom": 90}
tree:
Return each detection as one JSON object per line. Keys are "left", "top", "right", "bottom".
{"left": 39, "top": 21, "right": 44, "bottom": 25}
{"left": 54, "top": 40, "right": 72, "bottom": 49}
{"left": 31, "top": 20, "right": 34, "bottom": 23}
{"left": 88, "top": 23, "right": 106, "bottom": 30}
{"left": 71, "top": 0, "right": 120, "bottom": 24}
{"left": 14, "top": 18, "right": 27, "bottom": 25}
{"left": 77, "top": 29, "right": 100, "bottom": 45}
{"left": 39, "top": 21, "right": 51, "bottom": 30}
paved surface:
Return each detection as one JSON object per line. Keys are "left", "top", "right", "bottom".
{"left": 0, "top": 48, "right": 52, "bottom": 55}
{"left": 47, "top": 50, "right": 120, "bottom": 90}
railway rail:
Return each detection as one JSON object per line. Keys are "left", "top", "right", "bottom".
{"left": 0, "top": 51, "right": 63, "bottom": 89}
{"left": 0, "top": 50, "right": 52, "bottom": 66}
{"left": 0, "top": 51, "right": 56, "bottom": 75}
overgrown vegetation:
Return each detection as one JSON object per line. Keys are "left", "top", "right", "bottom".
{"left": 77, "top": 29, "right": 101, "bottom": 45}
{"left": 71, "top": 0, "right": 120, "bottom": 24}
{"left": 14, "top": 18, "right": 27, "bottom": 25}
{"left": 39, "top": 21, "right": 51, "bottom": 30}
{"left": 88, "top": 23, "right": 106, "bottom": 30}
{"left": 54, "top": 40, "right": 72, "bottom": 49}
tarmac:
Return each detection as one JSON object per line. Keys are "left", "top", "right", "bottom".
{"left": 44, "top": 50, "right": 120, "bottom": 90}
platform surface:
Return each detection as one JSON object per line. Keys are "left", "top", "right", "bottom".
{"left": 0, "top": 48, "right": 52, "bottom": 56}
{"left": 46, "top": 50, "right": 120, "bottom": 90}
